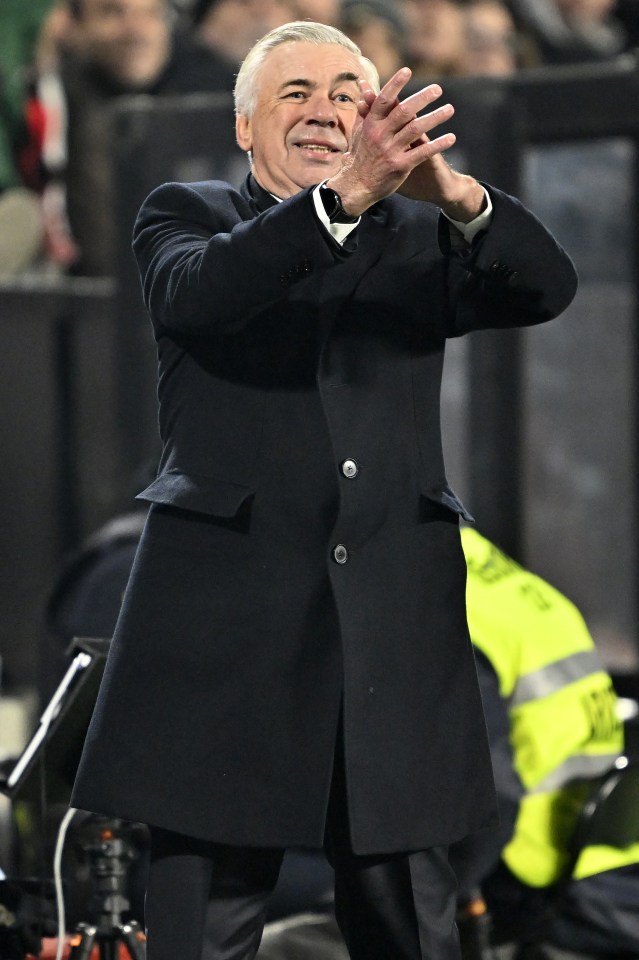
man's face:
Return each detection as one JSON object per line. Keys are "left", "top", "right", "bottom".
{"left": 462, "top": 2, "right": 517, "bottom": 76}
{"left": 236, "top": 42, "right": 365, "bottom": 199}
{"left": 75, "top": 0, "right": 171, "bottom": 90}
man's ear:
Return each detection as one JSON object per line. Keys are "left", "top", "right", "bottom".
{"left": 235, "top": 114, "right": 252, "bottom": 152}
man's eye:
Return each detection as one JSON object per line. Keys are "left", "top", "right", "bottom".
{"left": 285, "top": 91, "right": 306, "bottom": 99}
{"left": 335, "top": 93, "right": 355, "bottom": 103}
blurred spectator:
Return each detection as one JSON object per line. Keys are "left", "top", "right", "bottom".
{"left": 339, "top": 0, "right": 406, "bottom": 81}
{"left": 0, "top": 0, "right": 53, "bottom": 193}
{"left": 457, "top": 0, "right": 521, "bottom": 75}
{"left": 192, "top": 0, "right": 296, "bottom": 64}
{"left": 0, "top": 0, "right": 52, "bottom": 276}
{"left": 29, "top": 0, "right": 236, "bottom": 276}
{"left": 508, "top": 0, "right": 628, "bottom": 64}
{"left": 403, "top": 0, "right": 467, "bottom": 78}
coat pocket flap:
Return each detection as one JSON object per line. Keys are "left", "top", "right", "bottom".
{"left": 420, "top": 482, "right": 474, "bottom": 522}
{"left": 136, "top": 471, "right": 254, "bottom": 518}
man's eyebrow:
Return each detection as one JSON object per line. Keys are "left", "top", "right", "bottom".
{"left": 277, "top": 72, "right": 361, "bottom": 93}
{"left": 278, "top": 78, "right": 314, "bottom": 92}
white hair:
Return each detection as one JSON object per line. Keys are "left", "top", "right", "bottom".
{"left": 234, "top": 20, "right": 380, "bottom": 117}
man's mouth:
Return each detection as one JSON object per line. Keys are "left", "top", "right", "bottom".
{"left": 295, "top": 142, "right": 341, "bottom": 154}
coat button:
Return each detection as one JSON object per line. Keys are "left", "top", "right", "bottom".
{"left": 341, "top": 459, "right": 358, "bottom": 479}
{"left": 333, "top": 544, "right": 349, "bottom": 564}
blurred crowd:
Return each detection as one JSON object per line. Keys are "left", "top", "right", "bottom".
{"left": 1, "top": 0, "right": 638, "bottom": 277}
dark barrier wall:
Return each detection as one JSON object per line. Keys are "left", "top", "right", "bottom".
{"left": 1, "top": 61, "right": 638, "bottom": 690}
{"left": 522, "top": 138, "right": 636, "bottom": 673}
{"left": 0, "top": 277, "right": 117, "bottom": 687}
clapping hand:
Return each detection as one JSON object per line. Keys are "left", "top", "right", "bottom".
{"left": 329, "top": 68, "right": 485, "bottom": 223}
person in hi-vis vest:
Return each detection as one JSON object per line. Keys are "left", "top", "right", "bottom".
{"left": 452, "top": 527, "right": 639, "bottom": 959}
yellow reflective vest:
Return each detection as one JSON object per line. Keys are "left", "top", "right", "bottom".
{"left": 461, "top": 527, "right": 639, "bottom": 886}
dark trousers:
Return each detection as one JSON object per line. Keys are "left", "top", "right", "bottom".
{"left": 145, "top": 742, "right": 461, "bottom": 960}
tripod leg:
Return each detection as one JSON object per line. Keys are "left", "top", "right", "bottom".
{"left": 101, "top": 938, "right": 121, "bottom": 960}
{"left": 119, "top": 920, "right": 147, "bottom": 959}
{"left": 69, "top": 923, "right": 98, "bottom": 960}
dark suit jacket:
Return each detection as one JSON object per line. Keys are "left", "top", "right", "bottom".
{"left": 71, "top": 174, "right": 577, "bottom": 854}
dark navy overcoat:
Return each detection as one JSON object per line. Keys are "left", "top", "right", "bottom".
{"left": 71, "top": 175, "right": 577, "bottom": 854}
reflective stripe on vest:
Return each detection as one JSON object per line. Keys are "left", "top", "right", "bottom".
{"left": 530, "top": 752, "right": 619, "bottom": 794}
{"left": 511, "top": 650, "right": 604, "bottom": 707}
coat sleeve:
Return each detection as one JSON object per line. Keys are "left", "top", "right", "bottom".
{"left": 440, "top": 184, "right": 579, "bottom": 337}
{"left": 131, "top": 180, "right": 345, "bottom": 337}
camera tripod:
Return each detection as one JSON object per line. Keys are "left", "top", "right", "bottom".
{"left": 67, "top": 817, "right": 146, "bottom": 960}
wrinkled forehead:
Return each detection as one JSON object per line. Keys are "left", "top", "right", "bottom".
{"left": 257, "top": 41, "right": 374, "bottom": 95}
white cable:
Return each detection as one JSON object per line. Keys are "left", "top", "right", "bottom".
{"left": 54, "top": 807, "right": 77, "bottom": 960}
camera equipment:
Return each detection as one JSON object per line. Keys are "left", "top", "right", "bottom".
{"left": 66, "top": 817, "right": 146, "bottom": 960}
{"left": 1, "top": 638, "right": 109, "bottom": 805}
{"left": 1, "top": 638, "right": 147, "bottom": 958}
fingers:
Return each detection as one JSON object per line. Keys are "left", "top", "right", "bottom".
{"left": 395, "top": 101, "right": 455, "bottom": 150}
{"left": 357, "top": 78, "right": 377, "bottom": 103}
{"left": 394, "top": 82, "right": 444, "bottom": 119}
{"left": 357, "top": 79, "right": 377, "bottom": 118}
{"left": 368, "top": 70, "right": 444, "bottom": 124}
{"left": 363, "top": 72, "right": 455, "bottom": 153}
{"left": 366, "top": 66, "right": 412, "bottom": 118}
{"left": 407, "top": 131, "right": 457, "bottom": 165}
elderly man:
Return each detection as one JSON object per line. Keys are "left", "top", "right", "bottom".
{"left": 71, "top": 20, "right": 577, "bottom": 960}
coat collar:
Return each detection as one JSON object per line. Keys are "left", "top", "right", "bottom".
{"left": 239, "top": 170, "right": 394, "bottom": 232}
{"left": 240, "top": 173, "right": 279, "bottom": 216}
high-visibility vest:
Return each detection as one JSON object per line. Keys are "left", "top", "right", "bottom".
{"left": 461, "top": 528, "right": 639, "bottom": 886}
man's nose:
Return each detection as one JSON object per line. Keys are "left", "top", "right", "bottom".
{"left": 306, "top": 95, "right": 338, "bottom": 126}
